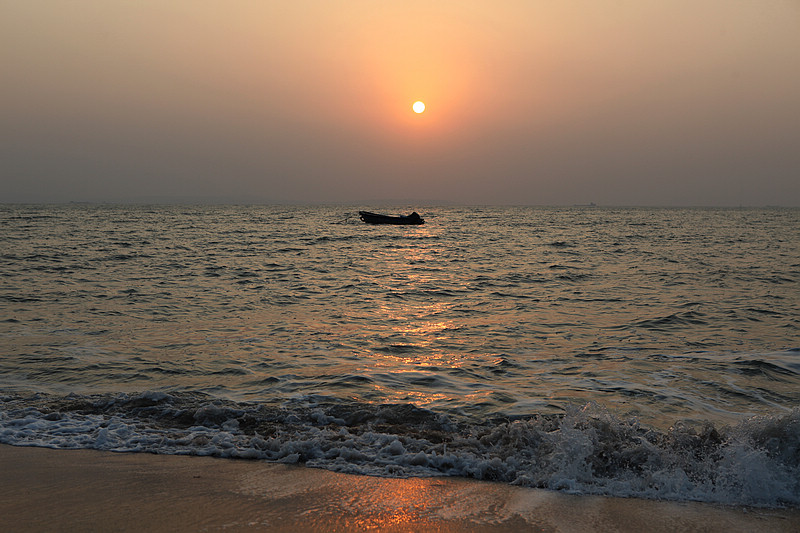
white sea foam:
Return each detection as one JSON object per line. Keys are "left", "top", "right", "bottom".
{"left": 1, "top": 391, "right": 798, "bottom": 508}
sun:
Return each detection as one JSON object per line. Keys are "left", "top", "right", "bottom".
{"left": 412, "top": 101, "right": 426, "bottom": 114}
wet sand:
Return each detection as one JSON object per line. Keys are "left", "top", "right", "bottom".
{"left": 1, "top": 444, "right": 797, "bottom": 532}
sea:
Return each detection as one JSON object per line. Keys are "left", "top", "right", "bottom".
{"left": 1, "top": 204, "right": 799, "bottom": 507}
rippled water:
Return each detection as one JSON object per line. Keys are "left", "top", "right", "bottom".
{"left": 2, "top": 204, "right": 799, "bottom": 505}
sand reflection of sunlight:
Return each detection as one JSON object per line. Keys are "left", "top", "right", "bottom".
{"left": 344, "top": 477, "right": 450, "bottom": 531}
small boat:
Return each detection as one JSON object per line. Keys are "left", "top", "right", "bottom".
{"left": 359, "top": 211, "right": 425, "bottom": 225}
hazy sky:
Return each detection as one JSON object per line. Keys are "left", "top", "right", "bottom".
{"left": 2, "top": 1, "right": 799, "bottom": 205}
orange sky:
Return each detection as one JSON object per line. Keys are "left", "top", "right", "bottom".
{"left": 2, "top": 1, "right": 799, "bottom": 205}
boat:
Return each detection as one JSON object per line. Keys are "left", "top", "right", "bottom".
{"left": 358, "top": 211, "right": 425, "bottom": 225}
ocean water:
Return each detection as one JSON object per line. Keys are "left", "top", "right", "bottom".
{"left": 1, "top": 204, "right": 799, "bottom": 507}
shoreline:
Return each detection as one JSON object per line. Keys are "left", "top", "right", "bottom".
{"left": 1, "top": 444, "right": 798, "bottom": 532}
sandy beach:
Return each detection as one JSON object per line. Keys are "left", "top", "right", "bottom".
{"left": 1, "top": 444, "right": 797, "bottom": 532}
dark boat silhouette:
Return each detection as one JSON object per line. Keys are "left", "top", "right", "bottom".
{"left": 359, "top": 211, "right": 425, "bottom": 225}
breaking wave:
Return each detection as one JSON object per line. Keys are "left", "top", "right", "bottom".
{"left": 2, "top": 391, "right": 798, "bottom": 508}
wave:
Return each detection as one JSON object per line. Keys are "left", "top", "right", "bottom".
{"left": 1, "top": 391, "right": 798, "bottom": 508}
{"left": 627, "top": 310, "right": 709, "bottom": 330}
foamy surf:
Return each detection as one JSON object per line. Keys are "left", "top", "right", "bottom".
{"left": 1, "top": 390, "right": 797, "bottom": 508}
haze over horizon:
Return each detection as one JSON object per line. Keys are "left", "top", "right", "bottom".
{"left": 2, "top": 1, "right": 799, "bottom": 207}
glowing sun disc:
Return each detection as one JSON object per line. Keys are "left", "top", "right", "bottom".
{"left": 412, "top": 101, "right": 426, "bottom": 113}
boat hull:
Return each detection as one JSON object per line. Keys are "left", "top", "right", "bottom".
{"left": 359, "top": 211, "right": 425, "bottom": 225}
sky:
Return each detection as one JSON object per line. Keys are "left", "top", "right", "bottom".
{"left": 2, "top": 1, "right": 799, "bottom": 206}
